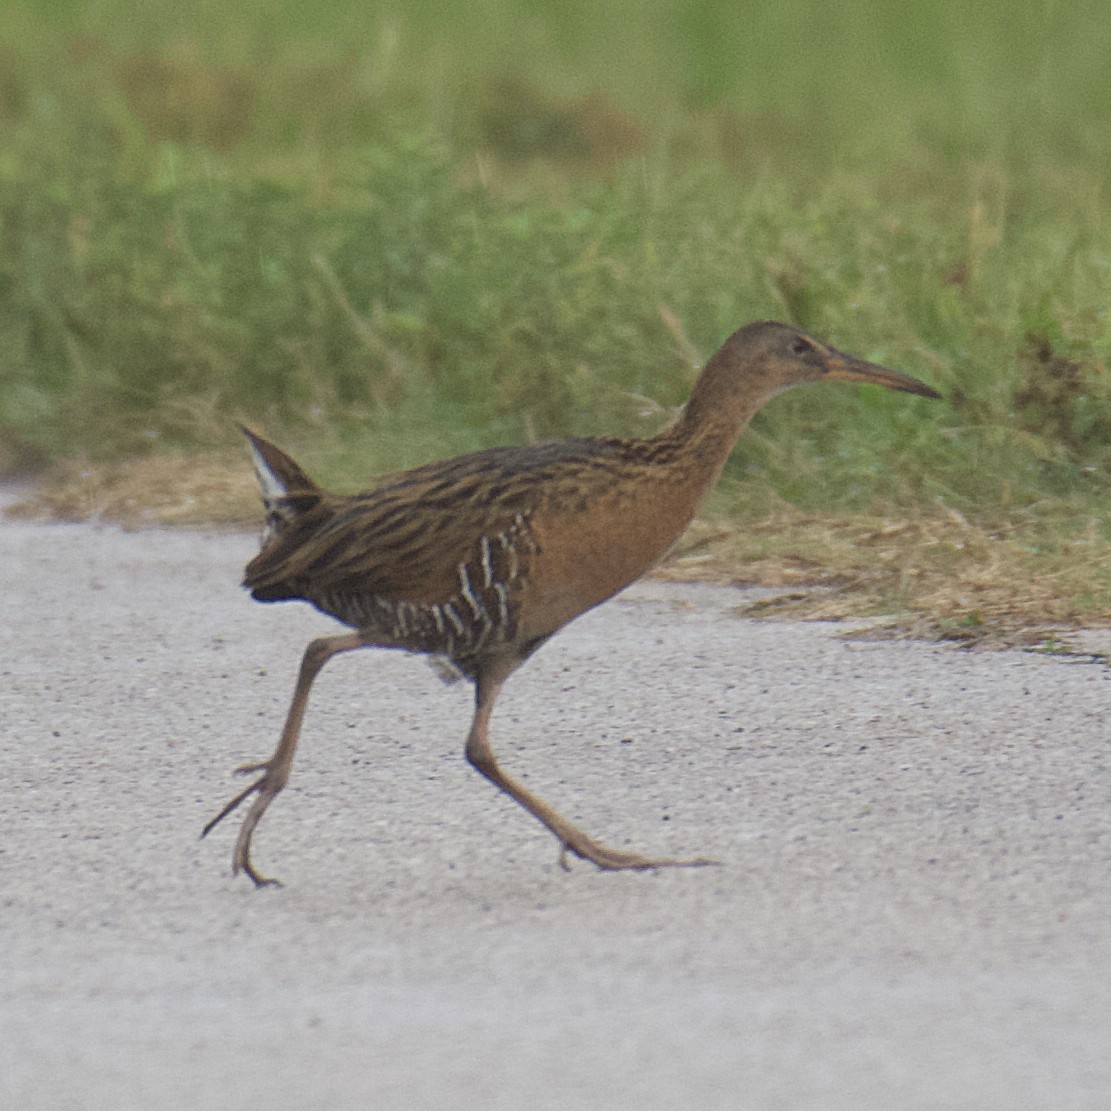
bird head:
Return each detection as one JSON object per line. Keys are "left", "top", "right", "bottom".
{"left": 735, "top": 321, "right": 941, "bottom": 400}
{"left": 683, "top": 321, "right": 941, "bottom": 428}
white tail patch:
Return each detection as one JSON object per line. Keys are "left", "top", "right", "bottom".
{"left": 247, "top": 438, "right": 290, "bottom": 510}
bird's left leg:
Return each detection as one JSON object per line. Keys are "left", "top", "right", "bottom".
{"left": 202, "top": 631, "right": 369, "bottom": 887}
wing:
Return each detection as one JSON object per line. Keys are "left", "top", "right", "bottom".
{"left": 243, "top": 437, "right": 623, "bottom": 605}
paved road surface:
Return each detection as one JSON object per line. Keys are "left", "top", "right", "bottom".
{"left": 2, "top": 515, "right": 1109, "bottom": 1110}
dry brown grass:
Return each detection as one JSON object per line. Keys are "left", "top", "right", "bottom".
{"left": 6, "top": 453, "right": 259, "bottom": 529}
{"left": 664, "top": 501, "right": 1111, "bottom": 645}
{"left": 8, "top": 456, "right": 1110, "bottom": 646}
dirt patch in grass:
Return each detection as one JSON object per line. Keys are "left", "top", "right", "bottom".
{"left": 8, "top": 456, "right": 1109, "bottom": 647}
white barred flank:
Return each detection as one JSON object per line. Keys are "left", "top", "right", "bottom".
{"left": 301, "top": 515, "right": 538, "bottom": 680}
{"left": 493, "top": 582, "right": 509, "bottom": 628}
{"left": 442, "top": 603, "right": 466, "bottom": 637}
{"left": 480, "top": 536, "right": 494, "bottom": 588}
{"left": 457, "top": 563, "right": 487, "bottom": 625}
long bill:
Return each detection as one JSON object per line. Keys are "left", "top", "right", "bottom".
{"left": 824, "top": 352, "right": 942, "bottom": 399}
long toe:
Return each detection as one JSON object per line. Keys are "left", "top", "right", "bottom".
{"left": 560, "top": 834, "right": 719, "bottom": 872}
{"left": 240, "top": 860, "right": 283, "bottom": 889}
{"left": 235, "top": 761, "right": 270, "bottom": 776}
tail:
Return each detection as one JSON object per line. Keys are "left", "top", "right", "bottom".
{"left": 239, "top": 424, "right": 322, "bottom": 540}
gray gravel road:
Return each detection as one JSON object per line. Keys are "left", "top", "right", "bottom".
{"left": 2, "top": 514, "right": 1110, "bottom": 1110}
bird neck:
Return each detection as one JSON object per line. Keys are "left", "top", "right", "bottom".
{"left": 617, "top": 391, "right": 751, "bottom": 530}
{"left": 654, "top": 348, "right": 772, "bottom": 477}
{"left": 681, "top": 342, "right": 784, "bottom": 432}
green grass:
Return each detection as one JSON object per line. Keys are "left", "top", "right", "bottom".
{"left": 1, "top": 0, "right": 1110, "bottom": 626}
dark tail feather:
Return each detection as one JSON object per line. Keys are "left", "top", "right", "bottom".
{"left": 239, "top": 424, "right": 322, "bottom": 532}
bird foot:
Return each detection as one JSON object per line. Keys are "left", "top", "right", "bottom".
{"left": 201, "top": 763, "right": 286, "bottom": 889}
{"left": 557, "top": 834, "right": 719, "bottom": 872}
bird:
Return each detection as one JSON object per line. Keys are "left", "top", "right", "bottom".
{"left": 202, "top": 320, "right": 940, "bottom": 886}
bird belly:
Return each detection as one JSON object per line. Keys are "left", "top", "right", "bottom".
{"left": 519, "top": 491, "right": 695, "bottom": 641}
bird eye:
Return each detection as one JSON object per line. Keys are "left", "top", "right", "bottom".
{"left": 791, "top": 337, "right": 813, "bottom": 356}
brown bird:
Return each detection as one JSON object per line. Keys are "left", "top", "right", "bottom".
{"left": 203, "top": 321, "right": 939, "bottom": 886}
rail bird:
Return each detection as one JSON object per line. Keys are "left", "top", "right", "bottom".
{"left": 203, "top": 321, "right": 939, "bottom": 885}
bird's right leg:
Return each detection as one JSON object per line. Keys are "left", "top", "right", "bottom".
{"left": 465, "top": 669, "right": 717, "bottom": 871}
{"left": 202, "top": 632, "right": 368, "bottom": 887}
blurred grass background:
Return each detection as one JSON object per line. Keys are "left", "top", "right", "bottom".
{"left": 1, "top": 0, "right": 1110, "bottom": 628}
